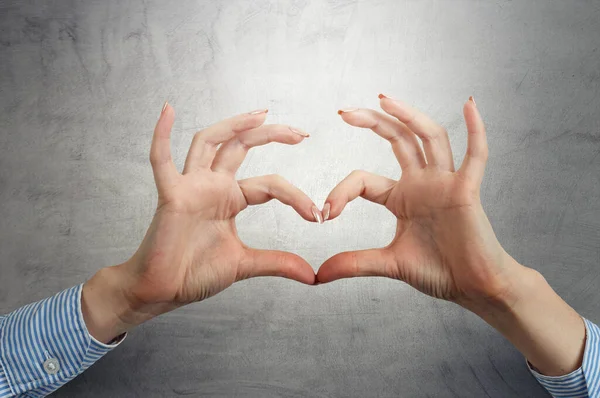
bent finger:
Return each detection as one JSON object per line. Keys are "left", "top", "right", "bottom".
{"left": 323, "top": 170, "right": 396, "bottom": 221}
{"left": 379, "top": 96, "right": 455, "bottom": 171}
{"left": 212, "top": 125, "right": 308, "bottom": 174}
{"left": 183, "top": 109, "right": 268, "bottom": 173}
{"left": 338, "top": 108, "right": 426, "bottom": 170}
{"left": 238, "top": 174, "right": 322, "bottom": 223}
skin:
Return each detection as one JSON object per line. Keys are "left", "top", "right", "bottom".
{"left": 82, "top": 105, "right": 320, "bottom": 343}
{"left": 318, "top": 96, "right": 586, "bottom": 376}
{"left": 82, "top": 96, "right": 586, "bottom": 380}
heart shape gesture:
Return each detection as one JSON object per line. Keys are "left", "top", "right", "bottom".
{"left": 79, "top": 95, "right": 591, "bottom": 383}
{"left": 83, "top": 95, "right": 518, "bottom": 342}
{"left": 316, "top": 95, "right": 517, "bottom": 309}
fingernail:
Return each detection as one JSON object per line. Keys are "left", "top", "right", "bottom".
{"left": 378, "top": 93, "right": 398, "bottom": 100}
{"left": 338, "top": 108, "right": 359, "bottom": 115}
{"left": 311, "top": 205, "right": 323, "bottom": 224}
{"left": 469, "top": 96, "right": 476, "bottom": 107}
{"left": 289, "top": 127, "right": 310, "bottom": 137}
{"left": 322, "top": 203, "right": 330, "bottom": 221}
{"left": 249, "top": 109, "right": 269, "bottom": 115}
{"left": 161, "top": 101, "right": 168, "bottom": 115}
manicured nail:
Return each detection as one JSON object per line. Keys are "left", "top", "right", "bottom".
{"left": 161, "top": 101, "right": 168, "bottom": 115}
{"left": 469, "top": 96, "right": 476, "bottom": 107}
{"left": 249, "top": 109, "right": 268, "bottom": 115}
{"left": 289, "top": 127, "right": 310, "bottom": 137}
{"left": 379, "top": 93, "right": 401, "bottom": 101}
{"left": 311, "top": 205, "right": 323, "bottom": 224}
{"left": 337, "top": 108, "right": 359, "bottom": 115}
{"left": 322, "top": 203, "right": 330, "bottom": 221}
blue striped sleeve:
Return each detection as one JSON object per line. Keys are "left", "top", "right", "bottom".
{"left": 0, "top": 284, "right": 125, "bottom": 397}
{"left": 529, "top": 318, "right": 600, "bottom": 398}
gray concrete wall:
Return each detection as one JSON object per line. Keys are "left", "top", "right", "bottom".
{"left": 1, "top": 0, "right": 599, "bottom": 396}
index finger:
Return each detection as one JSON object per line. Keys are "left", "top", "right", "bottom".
{"left": 338, "top": 108, "right": 426, "bottom": 170}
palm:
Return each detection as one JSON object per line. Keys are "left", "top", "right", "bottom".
{"left": 317, "top": 97, "right": 510, "bottom": 304}
{"left": 383, "top": 172, "right": 464, "bottom": 299}
{"left": 146, "top": 172, "right": 246, "bottom": 304}
{"left": 125, "top": 105, "right": 318, "bottom": 311}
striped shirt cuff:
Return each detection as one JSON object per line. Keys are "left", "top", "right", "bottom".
{"left": 0, "top": 284, "right": 125, "bottom": 397}
{"left": 529, "top": 318, "right": 600, "bottom": 398}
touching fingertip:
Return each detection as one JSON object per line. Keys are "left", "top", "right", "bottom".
{"left": 311, "top": 205, "right": 324, "bottom": 224}
{"left": 322, "top": 203, "right": 331, "bottom": 221}
{"left": 469, "top": 96, "right": 476, "bottom": 107}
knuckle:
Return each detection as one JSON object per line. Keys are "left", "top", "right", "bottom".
{"left": 275, "top": 252, "right": 288, "bottom": 266}
{"left": 235, "top": 137, "right": 250, "bottom": 151}
{"left": 468, "top": 146, "right": 489, "bottom": 161}
{"left": 397, "top": 106, "right": 418, "bottom": 125}
{"left": 149, "top": 152, "right": 170, "bottom": 167}
{"left": 454, "top": 173, "right": 480, "bottom": 198}
{"left": 266, "top": 174, "right": 285, "bottom": 185}
{"left": 437, "top": 127, "right": 449, "bottom": 140}
{"left": 264, "top": 174, "right": 286, "bottom": 197}
{"left": 482, "top": 147, "right": 489, "bottom": 161}
{"left": 349, "top": 252, "right": 361, "bottom": 276}
{"left": 423, "top": 127, "right": 446, "bottom": 143}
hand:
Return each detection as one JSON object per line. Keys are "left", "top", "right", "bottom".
{"left": 317, "top": 96, "right": 587, "bottom": 376}
{"left": 83, "top": 104, "right": 319, "bottom": 342}
{"left": 317, "top": 95, "right": 520, "bottom": 309}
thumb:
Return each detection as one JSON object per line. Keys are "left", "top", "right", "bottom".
{"left": 238, "top": 248, "right": 316, "bottom": 285}
{"left": 316, "top": 248, "right": 396, "bottom": 283}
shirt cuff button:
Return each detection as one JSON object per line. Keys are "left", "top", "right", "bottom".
{"left": 43, "top": 358, "right": 60, "bottom": 375}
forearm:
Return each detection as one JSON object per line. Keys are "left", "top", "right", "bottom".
{"left": 466, "top": 258, "right": 586, "bottom": 376}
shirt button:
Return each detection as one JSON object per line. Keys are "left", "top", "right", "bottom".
{"left": 43, "top": 358, "right": 60, "bottom": 375}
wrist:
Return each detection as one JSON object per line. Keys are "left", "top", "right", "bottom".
{"left": 457, "top": 254, "right": 535, "bottom": 316}
{"left": 463, "top": 259, "right": 586, "bottom": 376}
{"left": 82, "top": 264, "right": 149, "bottom": 343}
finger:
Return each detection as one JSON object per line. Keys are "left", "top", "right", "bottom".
{"left": 238, "top": 248, "right": 316, "bottom": 285}
{"left": 459, "top": 97, "right": 488, "bottom": 186}
{"left": 323, "top": 170, "right": 396, "bottom": 221}
{"left": 149, "top": 102, "right": 179, "bottom": 190}
{"left": 211, "top": 125, "right": 309, "bottom": 174}
{"left": 183, "top": 109, "right": 268, "bottom": 174}
{"left": 238, "top": 174, "right": 322, "bottom": 223}
{"left": 379, "top": 95, "right": 455, "bottom": 171}
{"left": 316, "top": 248, "right": 396, "bottom": 283}
{"left": 338, "top": 108, "right": 426, "bottom": 170}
